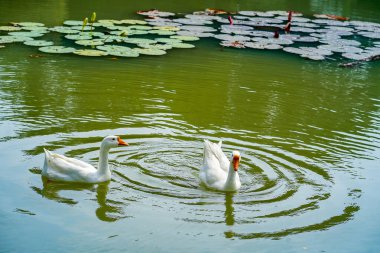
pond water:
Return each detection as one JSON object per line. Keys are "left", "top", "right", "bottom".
{"left": 0, "top": 0, "right": 379, "bottom": 252}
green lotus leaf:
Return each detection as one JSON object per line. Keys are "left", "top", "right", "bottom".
{"left": 0, "top": 26, "right": 22, "bottom": 31}
{"left": 24, "top": 40, "right": 54, "bottom": 47}
{"left": 170, "top": 35, "right": 200, "bottom": 41}
{"left": 138, "top": 43, "right": 173, "bottom": 50}
{"left": 73, "top": 49, "right": 108, "bottom": 56}
{"left": 13, "top": 22, "right": 45, "bottom": 27}
{"left": 153, "top": 26, "right": 180, "bottom": 31}
{"left": 155, "top": 38, "right": 182, "bottom": 44}
{"left": 128, "top": 25, "right": 152, "bottom": 30}
{"left": 148, "top": 30, "right": 175, "bottom": 35}
{"left": 119, "top": 19, "right": 148, "bottom": 25}
{"left": 8, "top": 31, "right": 45, "bottom": 38}
{"left": 78, "top": 31, "right": 105, "bottom": 37}
{"left": 176, "top": 30, "right": 214, "bottom": 37}
{"left": 97, "top": 34, "right": 126, "bottom": 43}
{"left": 170, "top": 42, "right": 195, "bottom": 48}
{"left": 49, "top": 26, "right": 79, "bottom": 34}
{"left": 0, "top": 45, "right": 5, "bottom": 49}
{"left": 135, "top": 48, "right": 167, "bottom": 55}
{"left": 0, "top": 35, "right": 33, "bottom": 43}
{"left": 70, "top": 25, "right": 92, "bottom": 31}
{"left": 39, "top": 46, "right": 76, "bottom": 53}
{"left": 65, "top": 34, "right": 92, "bottom": 40}
{"left": 98, "top": 19, "right": 118, "bottom": 24}
{"left": 21, "top": 26, "right": 49, "bottom": 33}
{"left": 107, "top": 50, "right": 139, "bottom": 57}
{"left": 124, "top": 38, "right": 156, "bottom": 44}
{"left": 75, "top": 39, "right": 104, "bottom": 46}
{"left": 63, "top": 20, "right": 85, "bottom": 26}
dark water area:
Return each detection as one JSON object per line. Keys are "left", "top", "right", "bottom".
{"left": 0, "top": 1, "right": 379, "bottom": 253}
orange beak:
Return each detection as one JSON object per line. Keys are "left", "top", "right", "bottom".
{"left": 117, "top": 136, "right": 129, "bottom": 146}
{"left": 233, "top": 155, "right": 240, "bottom": 171}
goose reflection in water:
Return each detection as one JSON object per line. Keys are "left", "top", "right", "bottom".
{"left": 31, "top": 178, "right": 129, "bottom": 222}
{"left": 224, "top": 193, "right": 236, "bottom": 239}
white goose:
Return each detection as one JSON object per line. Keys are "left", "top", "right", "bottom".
{"left": 42, "top": 135, "right": 128, "bottom": 183}
{"left": 200, "top": 140, "right": 241, "bottom": 192}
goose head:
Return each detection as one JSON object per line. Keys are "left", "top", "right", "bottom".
{"left": 231, "top": 151, "right": 241, "bottom": 171}
{"left": 102, "top": 135, "right": 129, "bottom": 148}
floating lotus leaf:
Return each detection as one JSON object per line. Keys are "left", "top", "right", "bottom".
{"left": 21, "top": 26, "right": 49, "bottom": 33}
{"left": 128, "top": 25, "right": 152, "bottom": 30}
{"left": 220, "top": 28, "right": 252, "bottom": 36}
{"left": 255, "top": 11, "right": 275, "bottom": 17}
{"left": 98, "top": 19, "right": 117, "bottom": 24}
{"left": 8, "top": 31, "right": 44, "bottom": 38}
{"left": 147, "top": 21, "right": 182, "bottom": 28}
{"left": 173, "top": 18, "right": 212, "bottom": 25}
{"left": 24, "top": 40, "right": 54, "bottom": 47}
{"left": 299, "top": 46, "right": 333, "bottom": 56}
{"left": 180, "top": 25, "right": 216, "bottom": 32}
{"left": 65, "top": 34, "right": 92, "bottom": 40}
{"left": 283, "top": 47, "right": 307, "bottom": 55}
{"left": 73, "top": 49, "right": 108, "bottom": 56}
{"left": 310, "top": 32, "right": 341, "bottom": 40}
{"left": 137, "top": 10, "right": 175, "bottom": 17}
{"left": 119, "top": 19, "right": 148, "bottom": 25}
{"left": 148, "top": 30, "right": 175, "bottom": 35}
{"left": 170, "top": 42, "right": 195, "bottom": 49}
{"left": 238, "top": 11, "right": 258, "bottom": 17}
{"left": 13, "top": 22, "right": 45, "bottom": 27}
{"left": 318, "top": 44, "right": 363, "bottom": 54}
{"left": 135, "top": 48, "right": 167, "bottom": 55}
{"left": 214, "top": 34, "right": 251, "bottom": 41}
{"left": 154, "top": 26, "right": 181, "bottom": 31}
{"left": 266, "top": 10, "right": 289, "bottom": 16}
{"left": 96, "top": 45, "right": 133, "bottom": 52}
{"left": 63, "top": 20, "right": 85, "bottom": 26}
{"left": 264, "top": 44, "right": 283, "bottom": 50}
{"left": 293, "top": 36, "right": 319, "bottom": 43}
{"left": 244, "top": 41, "right": 268, "bottom": 49}
{"left": 170, "top": 35, "right": 200, "bottom": 41}
{"left": 107, "top": 50, "right": 139, "bottom": 57}
{"left": 49, "top": 26, "right": 79, "bottom": 34}
{"left": 155, "top": 38, "right": 182, "bottom": 44}
{"left": 39, "top": 46, "right": 76, "bottom": 53}
{"left": 266, "top": 38, "right": 294, "bottom": 45}
{"left": 220, "top": 40, "right": 246, "bottom": 48}
{"left": 70, "top": 25, "right": 92, "bottom": 31}
{"left": 97, "top": 34, "right": 127, "bottom": 42}
{"left": 321, "top": 39, "right": 361, "bottom": 47}
{"left": 0, "top": 26, "right": 22, "bottom": 31}
{"left": 124, "top": 38, "right": 156, "bottom": 44}
{"left": 176, "top": 31, "right": 214, "bottom": 37}
{"left": 185, "top": 14, "right": 217, "bottom": 21}
{"left": 220, "top": 25, "right": 253, "bottom": 31}
{"left": 77, "top": 32, "right": 102, "bottom": 37}
{"left": 249, "top": 31, "right": 274, "bottom": 37}
{"left": 138, "top": 43, "right": 173, "bottom": 50}
{"left": 0, "top": 35, "right": 33, "bottom": 43}
{"left": 341, "top": 53, "right": 368, "bottom": 61}
{"left": 291, "top": 27, "right": 316, "bottom": 33}
{"left": 0, "top": 45, "right": 4, "bottom": 49}
{"left": 292, "top": 22, "right": 320, "bottom": 28}
{"left": 358, "top": 32, "right": 380, "bottom": 39}
{"left": 75, "top": 39, "right": 104, "bottom": 46}
{"left": 374, "top": 42, "right": 380, "bottom": 47}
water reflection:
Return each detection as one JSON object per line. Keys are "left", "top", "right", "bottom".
{"left": 31, "top": 177, "right": 127, "bottom": 222}
{"left": 224, "top": 193, "right": 235, "bottom": 226}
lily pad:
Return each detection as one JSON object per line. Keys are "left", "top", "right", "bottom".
{"left": 107, "top": 50, "right": 139, "bottom": 57}
{"left": 220, "top": 40, "right": 246, "bottom": 48}
{"left": 75, "top": 39, "right": 104, "bottom": 46}
{"left": 0, "top": 26, "right": 22, "bottom": 31}
{"left": 138, "top": 43, "right": 173, "bottom": 50}
{"left": 49, "top": 26, "right": 79, "bottom": 34}
{"left": 170, "top": 35, "right": 200, "bottom": 41}
{"left": 24, "top": 40, "right": 54, "bottom": 47}
{"left": 214, "top": 34, "right": 251, "bottom": 41}
{"left": 124, "top": 38, "right": 156, "bottom": 45}
{"left": 65, "top": 34, "right": 92, "bottom": 40}
{"left": 39, "top": 46, "right": 76, "bottom": 54}
{"left": 8, "top": 31, "right": 45, "bottom": 38}
{"left": 0, "top": 35, "right": 33, "bottom": 43}
{"left": 119, "top": 19, "right": 148, "bottom": 25}
{"left": 180, "top": 25, "right": 217, "bottom": 32}
{"left": 148, "top": 30, "right": 175, "bottom": 36}
{"left": 155, "top": 38, "right": 182, "bottom": 44}
{"left": 135, "top": 48, "right": 167, "bottom": 55}
{"left": 70, "top": 25, "right": 92, "bottom": 31}
{"left": 170, "top": 42, "right": 195, "bottom": 49}
{"left": 176, "top": 30, "right": 214, "bottom": 37}
{"left": 73, "top": 49, "right": 108, "bottom": 56}
{"left": 63, "top": 20, "right": 85, "bottom": 26}
{"left": 293, "top": 36, "right": 319, "bottom": 43}
{"left": 173, "top": 18, "right": 213, "bottom": 25}
{"left": 13, "top": 22, "right": 45, "bottom": 27}
{"left": 341, "top": 53, "right": 368, "bottom": 61}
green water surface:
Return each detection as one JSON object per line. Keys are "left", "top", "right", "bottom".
{"left": 0, "top": 1, "right": 379, "bottom": 253}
